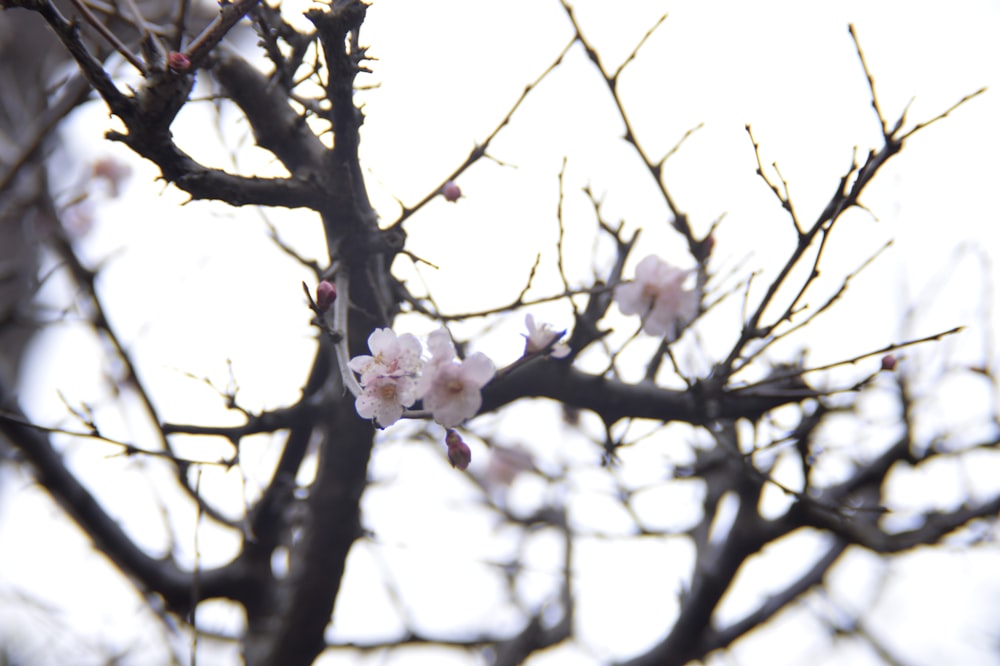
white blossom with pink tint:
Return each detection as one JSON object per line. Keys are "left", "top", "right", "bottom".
{"left": 353, "top": 374, "right": 419, "bottom": 427}
{"left": 349, "top": 328, "right": 422, "bottom": 384}
{"left": 418, "top": 328, "right": 495, "bottom": 427}
{"left": 349, "top": 328, "right": 423, "bottom": 427}
{"left": 483, "top": 444, "right": 536, "bottom": 490}
{"left": 523, "top": 314, "right": 570, "bottom": 358}
{"left": 615, "top": 255, "right": 699, "bottom": 340}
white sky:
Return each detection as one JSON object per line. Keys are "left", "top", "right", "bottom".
{"left": 2, "top": 0, "right": 1000, "bottom": 664}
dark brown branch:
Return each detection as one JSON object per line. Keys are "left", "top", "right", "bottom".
{"left": 697, "top": 538, "right": 849, "bottom": 656}
{"left": 213, "top": 53, "right": 328, "bottom": 175}
{"left": 48, "top": 228, "right": 235, "bottom": 527}
{"left": 6, "top": 0, "right": 131, "bottom": 117}
{"left": 481, "top": 359, "right": 817, "bottom": 427}
{"left": 620, "top": 438, "right": 784, "bottom": 666}
{"left": 0, "top": 72, "right": 93, "bottom": 193}
{"left": 243, "top": 389, "right": 376, "bottom": 666}
{"left": 803, "top": 488, "right": 1000, "bottom": 553}
{"left": 65, "top": 0, "right": 145, "bottom": 73}
{"left": 105, "top": 128, "right": 330, "bottom": 207}
{"left": 183, "top": 0, "right": 260, "bottom": 69}
{"left": 0, "top": 395, "right": 249, "bottom": 616}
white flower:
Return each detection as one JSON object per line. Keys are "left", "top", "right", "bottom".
{"left": 349, "top": 328, "right": 423, "bottom": 427}
{"left": 418, "top": 329, "right": 495, "bottom": 427}
{"left": 523, "top": 314, "right": 570, "bottom": 358}
{"left": 354, "top": 374, "right": 419, "bottom": 427}
{"left": 615, "top": 255, "right": 699, "bottom": 340}
{"left": 349, "top": 328, "right": 423, "bottom": 384}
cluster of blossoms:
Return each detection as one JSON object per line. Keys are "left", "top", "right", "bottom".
{"left": 349, "top": 315, "right": 570, "bottom": 433}
{"left": 614, "top": 254, "right": 700, "bottom": 340}
{"left": 348, "top": 328, "right": 424, "bottom": 428}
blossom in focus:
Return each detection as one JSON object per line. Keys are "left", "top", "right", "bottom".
{"left": 354, "top": 374, "right": 419, "bottom": 427}
{"left": 523, "top": 314, "right": 570, "bottom": 358}
{"left": 445, "top": 429, "right": 472, "bottom": 470}
{"left": 418, "top": 328, "right": 495, "bottom": 427}
{"left": 615, "top": 255, "right": 699, "bottom": 340}
{"left": 349, "top": 328, "right": 423, "bottom": 426}
{"left": 349, "top": 328, "right": 423, "bottom": 385}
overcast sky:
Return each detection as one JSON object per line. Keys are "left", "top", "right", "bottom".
{"left": 2, "top": 1, "right": 999, "bottom": 664}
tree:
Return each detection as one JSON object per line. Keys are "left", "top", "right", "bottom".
{"left": 1, "top": 1, "right": 998, "bottom": 664}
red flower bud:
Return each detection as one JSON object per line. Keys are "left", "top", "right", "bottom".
{"left": 445, "top": 429, "right": 471, "bottom": 470}
{"left": 881, "top": 354, "right": 897, "bottom": 371}
{"left": 441, "top": 181, "right": 461, "bottom": 203}
{"left": 316, "top": 280, "right": 337, "bottom": 313}
{"left": 167, "top": 51, "right": 192, "bottom": 73}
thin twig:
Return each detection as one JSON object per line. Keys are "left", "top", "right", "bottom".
{"left": 67, "top": 0, "right": 147, "bottom": 73}
{"left": 388, "top": 36, "right": 576, "bottom": 230}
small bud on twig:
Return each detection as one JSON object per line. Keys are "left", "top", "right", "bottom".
{"left": 445, "top": 429, "right": 471, "bottom": 470}
{"left": 167, "top": 51, "right": 192, "bottom": 73}
{"left": 316, "top": 281, "right": 337, "bottom": 313}
{"left": 441, "top": 181, "right": 461, "bottom": 203}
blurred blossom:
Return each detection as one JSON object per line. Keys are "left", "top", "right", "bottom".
{"left": 615, "top": 254, "right": 699, "bottom": 340}
{"left": 483, "top": 444, "right": 536, "bottom": 490}
{"left": 91, "top": 157, "right": 132, "bottom": 198}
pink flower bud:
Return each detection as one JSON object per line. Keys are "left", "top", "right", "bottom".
{"left": 441, "top": 181, "right": 461, "bottom": 203}
{"left": 316, "top": 280, "right": 337, "bottom": 313}
{"left": 167, "top": 51, "right": 192, "bottom": 73}
{"left": 881, "top": 354, "right": 897, "bottom": 371}
{"left": 445, "top": 429, "right": 471, "bottom": 470}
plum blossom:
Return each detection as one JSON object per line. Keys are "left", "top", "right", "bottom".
{"left": 349, "top": 328, "right": 422, "bottom": 384}
{"left": 349, "top": 328, "right": 423, "bottom": 427}
{"left": 418, "top": 328, "right": 495, "bottom": 427}
{"left": 91, "top": 157, "right": 132, "bottom": 198}
{"left": 353, "top": 374, "right": 419, "bottom": 427}
{"left": 523, "top": 314, "right": 570, "bottom": 358}
{"left": 483, "top": 444, "right": 536, "bottom": 491}
{"left": 615, "top": 255, "right": 699, "bottom": 340}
